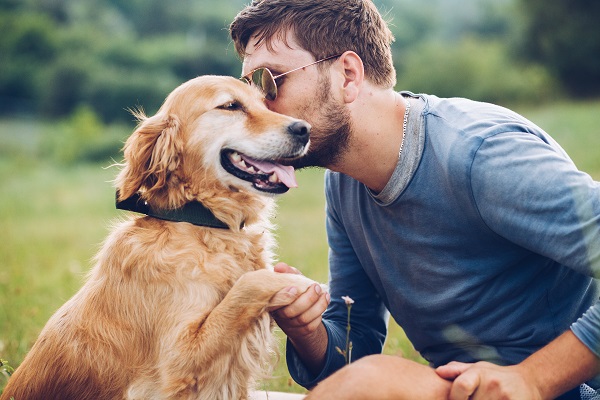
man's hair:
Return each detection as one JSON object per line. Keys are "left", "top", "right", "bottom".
{"left": 230, "top": 0, "right": 396, "bottom": 88}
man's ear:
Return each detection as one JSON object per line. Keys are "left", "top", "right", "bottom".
{"left": 115, "top": 112, "right": 182, "bottom": 202}
{"left": 338, "top": 51, "right": 364, "bottom": 103}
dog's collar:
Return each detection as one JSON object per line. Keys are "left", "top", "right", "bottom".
{"left": 116, "top": 192, "right": 230, "bottom": 229}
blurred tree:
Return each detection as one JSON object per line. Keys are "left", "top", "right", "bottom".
{"left": 518, "top": 0, "right": 600, "bottom": 96}
{"left": 0, "top": 0, "right": 590, "bottom": 122}
{"left": 0, "top": 0, "right": 245, "bottom": 120}
{"left": 399, "top": 37, "right": 558, "bottom": 103}
{"left": 39, "top": 55, "right": 92, "bottom": 117}
{"left": 0, "top": 12, "right": 59, "bottom": 113}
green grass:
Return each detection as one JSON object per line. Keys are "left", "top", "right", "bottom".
{"left": 1, "top": 99, "right": 599, "bottom": 393}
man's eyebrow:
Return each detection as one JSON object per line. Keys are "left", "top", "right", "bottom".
{"left": 258, "top": 63, "right": 288, "bottom": 73}
{"left": 243, "top": 57, "right": 297, "bottom": 76}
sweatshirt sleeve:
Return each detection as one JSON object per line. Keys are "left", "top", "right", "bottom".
{"left": 286, "top": 171, "right": 389, "bottom": 389}
{"left": 571, "top": 300, "right": 600, "bottom": 358}
{"left": 571, "top": 300, "right": 600, "bottom": 389}
{"left": 470, "top": 129, "right": 600, "bottom": 373}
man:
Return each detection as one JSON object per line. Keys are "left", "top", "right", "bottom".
{"left": 230, "top": 1, "right": 600, "bottom": 399}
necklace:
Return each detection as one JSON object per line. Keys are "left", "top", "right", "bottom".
{"left": 399, "top": 96, "right": 410, "bottom": 159}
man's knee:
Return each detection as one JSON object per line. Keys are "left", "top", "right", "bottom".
{"left": 306, "top": 356, "right": 387, "bottom": 399}
{"left": 308, "top": 355, "right": 450, "bottom": 399}
{"left": 335, "top": 355, "right": 449, "bottom": 399}
{"left": 345, "top": 354, "right": 391, "bottom": 381}
{"left": 323, "top": 354, "right": 398, "bottom": 392}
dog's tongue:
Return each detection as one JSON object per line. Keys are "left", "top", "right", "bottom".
{"left": 241, "top": 155, "right": 298, "bottom": 188}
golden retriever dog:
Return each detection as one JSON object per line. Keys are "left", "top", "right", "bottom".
{"left": 2, "top": 76, "right": 320, "bottom": 400}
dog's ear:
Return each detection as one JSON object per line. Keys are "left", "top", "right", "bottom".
{"left": 116, "top": 112, "right": 183, "bottom": 202}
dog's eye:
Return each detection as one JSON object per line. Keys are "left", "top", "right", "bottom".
{"left": 218, "top": 101, "right": 243, "bottom": 111}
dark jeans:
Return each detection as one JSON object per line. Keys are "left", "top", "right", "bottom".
{"left": 556, "top": 386, "right": 581, "bottom": 400}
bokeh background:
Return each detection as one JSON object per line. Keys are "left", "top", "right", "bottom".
{"left": 1, "top": 0, "right": 600, "bottom": 394}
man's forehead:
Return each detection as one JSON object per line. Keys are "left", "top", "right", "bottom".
{"left": 242, "top": 32, "right": 313, "bottom": 74}
{"left": 248, "top": 28, "right": 296, "bottom": 52}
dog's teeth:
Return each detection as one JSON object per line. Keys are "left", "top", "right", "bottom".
{"left": 268, "top": 174, "right": 280, "bottom": 183}
{"left": 239, "top": 160, "right": 247, "bottom": 168}
{"left": 230, "top": 152, "right": 242, "bottom": 162}
{"left": 247, "top": 165, "right": 257, "bottom": 173}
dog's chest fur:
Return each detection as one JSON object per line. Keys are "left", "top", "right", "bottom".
{"left": 83, "top": 216, "right": 277, "bottom": 398}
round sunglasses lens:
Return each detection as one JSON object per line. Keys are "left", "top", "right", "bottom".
{"left": 250, "top": 69, "right": 264, "bottom": 86}
{"left": 246, "top": 69, "right": 277, "bottom": 100}
{"left": 260, "top": 69, "right": 277, "bottom": 101}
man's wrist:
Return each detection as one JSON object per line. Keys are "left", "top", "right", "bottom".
{"left": 519, "top": 330, "right": 600, "bottom": 399}
{"left": 289, "top": 323, "right": 329, "bottom": 376}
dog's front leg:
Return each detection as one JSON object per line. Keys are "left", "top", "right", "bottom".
{"left": 183, "top": 269, "right": 315, "bottom": 354}
{"left": 159, "top": 269, "right": 315, "bottom": 399}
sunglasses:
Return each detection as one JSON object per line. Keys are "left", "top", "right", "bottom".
{"left": 241, "top": 54, "right": 342, "bottom": 101}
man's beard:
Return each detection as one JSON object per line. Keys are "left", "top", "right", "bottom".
{"left": 290, "top": 76, "right": 352, "bottom": 170}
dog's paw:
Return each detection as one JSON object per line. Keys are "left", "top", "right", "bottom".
{"left": 233, "top": 269, "right": 326, "bottom": 309}
{"left": 282, "top": 272, "right": 316, "bottom": 292}
{"left": 266, "top": 274, "right": 327, "bottom": 309}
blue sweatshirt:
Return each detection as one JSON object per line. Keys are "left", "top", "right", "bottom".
{"left": 287, "top": 93, "right": 600, "bottom": 389}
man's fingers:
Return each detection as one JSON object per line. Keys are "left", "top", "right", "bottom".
{"left": 436, "top": 361, "right": 471, "bottom": 380}
{"left": 440, "top": 361, "right": 537, "bottom": 400}
{"left": 267, "top": 286, "right": 300, "bottom": 311}
{"left": 271, "top": 284, "right": 329, "bottom": 335}
{"left": 274, "top": 283, "right": 324, "bottom": 319}
{"left": 290, "top": 287, "right": 330, "bottom": 327}
{"left": 436, "top": 362, "right": 481, "bottom": 400}
{"left": 449, "top": 369, "right": 480, "bottom": 400}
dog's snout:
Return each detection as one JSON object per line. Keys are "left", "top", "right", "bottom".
{"left": 287, "top": 121, "right": 310, "bottom": 139}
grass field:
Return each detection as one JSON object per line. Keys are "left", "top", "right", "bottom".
{"left": 1, "top": 99, "right": 599, "bottom": 393}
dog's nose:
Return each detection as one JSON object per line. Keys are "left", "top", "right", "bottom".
{"left": 287, "top": 121, "right": 310, "bottom": 139}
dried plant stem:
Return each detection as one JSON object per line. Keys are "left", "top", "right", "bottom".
{"left": 344, "top": 303, "right": 353, "bottom": 364}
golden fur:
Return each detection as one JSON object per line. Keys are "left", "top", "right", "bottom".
{"left": 2, "top": 76, "right": 317, "bottom": 400}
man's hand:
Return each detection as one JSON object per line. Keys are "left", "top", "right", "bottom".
{"left": 269, "top": 263, "right": 330, "bottom": 334}
{"left": 436, "top": 331, "right": 599, "bottom": 400}
{"left": 436, "top": 361, "right": 543, "bottom": 400}
{"left": 269, "top": 262, "right": 330, "bottom": 374}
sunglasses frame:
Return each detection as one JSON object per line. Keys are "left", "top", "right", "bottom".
{"left": 241, "top": 54, "right": 343, "bottom": 101}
